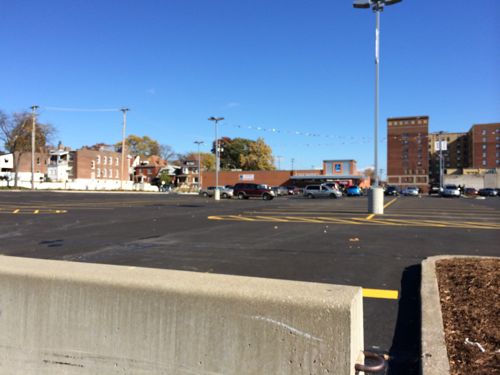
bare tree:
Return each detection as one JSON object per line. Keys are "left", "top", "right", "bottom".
{"left": 160, "top": 144, "right": 176, "bottom": 162}
{"left": 0, "top": 110, "right": 55, "bottom": 187}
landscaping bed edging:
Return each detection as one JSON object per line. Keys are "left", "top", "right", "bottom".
{"left": 421, "top": 255, "right": 498, "bottom": 375}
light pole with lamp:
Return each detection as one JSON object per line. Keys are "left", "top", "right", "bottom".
{"left": 438, "top": 131, "right": 445, "bottom": 190}
{"left": 194, "top": 140, "right": 204, "bottom": 191}
{"left": 353, "top": 0, "right": 402, "bottom": 214}
{"left": 30, "top": 105, "right": 39, "bottom": 190}
{"left": 208, "top": 117, "right": 224, "bottom": 200}
{"left": 120, "top": 108, "right": 129, "bottom": 190}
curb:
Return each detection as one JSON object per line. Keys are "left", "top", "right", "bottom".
{"left": 421, "top": 255, "right": 498, "bottom": 375}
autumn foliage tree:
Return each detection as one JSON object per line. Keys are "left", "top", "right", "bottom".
{"left": 213, "top": 137, "right": 275, "bottom": 171}
{"left": 115, "top": 135, "right": 161, "bottom": 157}
{"left": 0, "top": 110, "right": 55, "bottom": 187}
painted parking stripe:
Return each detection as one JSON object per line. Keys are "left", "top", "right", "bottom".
{"left": 363, "top": 288, "right": 399, "bottom": 300}
{"left": 208, "top": 214, "right": 500, "bottom": 230}
{"left": 384, "top": 197, "right": 398, "bottom": 209}
{"left": 13, "top": 209, "right": 20, "bottom": 214}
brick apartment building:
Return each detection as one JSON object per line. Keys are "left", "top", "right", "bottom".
{"left": 387, "top": 116, "right": 429, "bottom": 191}
{"left": 47, "top": 147, "right": 128, "bottom": 182}
{"left": 469, "top": 123, "right": 500, "bottom": 169}
{"left": 388, "top": 118, "right": 499, "bottom": 189}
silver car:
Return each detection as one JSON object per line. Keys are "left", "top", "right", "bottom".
{"left": 401, "top": 186, "right": 419, "bottom": 196}
{"left": 199, "top": 186, "right": 233, "bottom": 199}
{"left": 441, "top": 184, "right": 461, "bottom": 198}
{"left": 303, "top": 185, "right": 342, "bottom": 199}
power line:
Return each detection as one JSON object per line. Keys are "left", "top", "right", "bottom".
{"left": 43, "top": 106, "right": 121, "bottom": 112}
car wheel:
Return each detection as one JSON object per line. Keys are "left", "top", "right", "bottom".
{"left": 329, "top": 193, "right": 337, "bottom": 199}
{"left": 202, "top": 192, "right": 209, "bottom": 197}
{"left": 238, "top": 193, "right": 245, "bottom": 200}
{"left": 222, "top": 193, "right": 228, "bottom": 199}
{"left": 306, "top": 194, "right": 314, "bottom": 199}
{"left": 263, "top": 194, "right": 272, "bottom": 200}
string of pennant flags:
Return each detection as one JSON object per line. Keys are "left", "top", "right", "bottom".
{"left": 40, "top": 105, "right": 434, "bottom": 146}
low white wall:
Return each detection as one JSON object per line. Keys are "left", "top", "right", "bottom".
{"left": 0, "top": 257, "right": 363, "bottom": 375}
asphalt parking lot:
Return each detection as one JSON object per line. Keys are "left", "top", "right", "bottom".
{"left": 1, "top": 191, "right": 499, "bottom": 374}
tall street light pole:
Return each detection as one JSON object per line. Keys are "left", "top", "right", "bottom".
{"left": 30, "top": 105, "right": 39, "bottom": 190}
{"left": 194, "top": 140, "right": 204, "bottom": 191}
{"left": 208, "top": 117, "right": 224, "bottom": 200}
{"left": 353, "top": 0, "right": 401, "bottom": 214}
{"left": 120, "top": 108, "right": 129, "bottom": 190}
{"left": 438, "top": 131, "right": 444, "bottom": 190}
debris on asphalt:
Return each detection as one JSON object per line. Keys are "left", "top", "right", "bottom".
{"left": 349, "top": 237, "right": 360, "bottom": 242}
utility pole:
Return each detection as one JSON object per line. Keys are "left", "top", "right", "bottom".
{"left": 30, "top": 105, "right": 39, "bottom": 190}
{"left": 194, "top": 140, "right": 204, "bottom": 191}
{"left": 208, "top": 117, "right": 224, "bottom": 200}
{"left": 120, "top": 108, "right": 129, "bottom": 190}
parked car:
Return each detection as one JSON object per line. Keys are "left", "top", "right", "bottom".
{"left": 478, "top": 188, "right": 498, "bottom": 197}
{"left": 233, "top": 183, "right": 275, "bottom": 200}
{"left": 199, "top": 186, "right": 233, "bottom": 199}
{"left": 428, "top": 185, "right": 442, "bottom": 196}
{"left": 384, "top": 186, "right": 399, "bottom": 196}
{"left": 346, "top": 186, "right": 363, "bottom": 197}
{"left": 441, "top": 184, "right": 461, "bottom": 198}
{"left": 272, "top": 186, "right": 289, "bottom": 196}
{"left": 464, "top": 187, "right": 479, "bottom": 196}
{"left": 401, "top": 186, "right": 419, "bottom": 196}
{"left": 303, "top": 185, "right": 342, "bottom": 199}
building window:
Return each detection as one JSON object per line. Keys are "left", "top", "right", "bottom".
{"left": 97, "top": 168, "right": 101, "bottom": 177}
{"left": 116, "top": 169, "right": 119, "bottom": 178}
{"left": 483, "top": 145, "right": 487, "bottom": 149}
{"left": 108, "top": 169, "right": 112, "bottom": 178}
{"left": 91, "top": 161, "right": 95, "bottom": 170}
{"left": 103, "top": 156, "right": 107, "bottom": 165}
{"left": 482, "top": 160, "right": 487, "bottom": 166}
{"left": 482, "top": 130, "right": 486, "bottom": 135}
{"left": 103, "top": 169, "right": 107, "bottom": 177}
{"left": 147, "top": 169, "right": 152, "bottom": 175}
{"left": 97, "top": 156, "right": 101, "bottom": 164}
{"left": 483, "top": 153, "right": 487, "bottom": 157}
{"left": 116, "top": 157, "right": 119, "bottom": 166}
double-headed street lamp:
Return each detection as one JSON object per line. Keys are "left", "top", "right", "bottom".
{"left": 194, "top": 140, "right": 204, "bottom": 191}
{"left": 354, "top": 0, "right": 402, "bottom": 214}
{"left": 208, "top": 117, "right": 224, "bottom": 200}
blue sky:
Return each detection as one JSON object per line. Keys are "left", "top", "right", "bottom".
{"left": 1, "top": 0, "right": 499, "bottom": 173}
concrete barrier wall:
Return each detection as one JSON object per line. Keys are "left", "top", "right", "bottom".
{"left": 0, "top": 256, "right": 363, "bottom": 375}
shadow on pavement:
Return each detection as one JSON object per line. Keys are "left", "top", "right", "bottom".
{"left": 388, "top": 264, "right": 422, "bottom": 375}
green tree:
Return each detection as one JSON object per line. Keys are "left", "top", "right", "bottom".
{"left": 0, "top": 111, "right": 55, "bottom": 187}
{"left": 115, "top": 135, "right": 160, "bottom": 157}
{"left": 239, "top": 138, "right": 275, "bottom": 170}
{"left": 219, "top": 137, "right": 252, "bottom": 170}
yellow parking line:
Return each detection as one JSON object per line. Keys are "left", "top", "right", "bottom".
{"left": 33, "top": 210, "right": 40, "bottom": 214}
{"left": 366, "top": 213, "right": 375, "bottom": 220}
{"left": 363, "top": 288, "right": 399, "bottom": 300}
{"left": 13, "top": 209, "right": 20, "bottom": 214}
{"left": 384, "top": 198, "right": 398, "bottom": 209}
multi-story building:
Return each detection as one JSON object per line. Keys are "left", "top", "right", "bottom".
{"left": 387, "top": 116, "right": 429, "bottom": 191}
{"left": 469, "top": 123, "right": 500, "bottom": 169}
{"left": 0, "top": 151, "right": 48, "bottom": 183}
{"left": 133, "top": 156, "right": 167, "bottom": 184}
{"left": 428, "top": 132, "right": 469, "bottom": 185}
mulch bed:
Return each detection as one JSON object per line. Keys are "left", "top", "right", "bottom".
{"left": 436, "top": 258, "right": 500, "bottom": 374}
